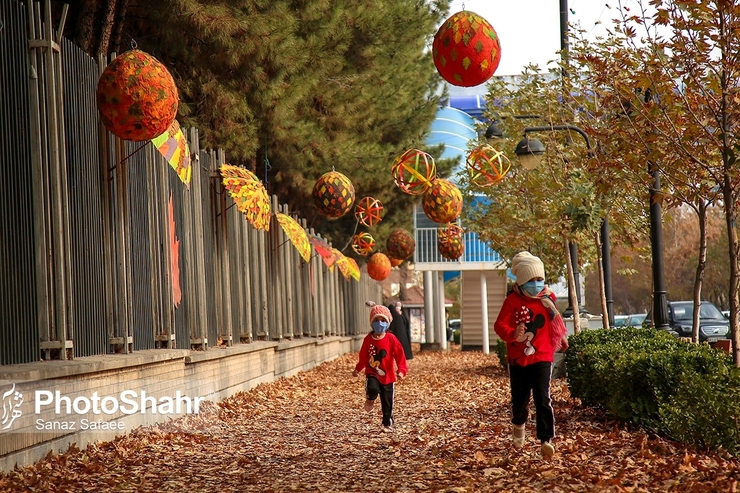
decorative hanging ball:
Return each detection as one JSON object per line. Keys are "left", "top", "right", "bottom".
{"left": 312, "top": 171, "right": 356, "bottom": 218}
{"left": 97, "top": 49, "right": 179, "bottom": 141}
{"left": 391, "top": 149, "right": 437, "bottom": 195}
{"left": 422, "top": 178, "right": 463, "bottom": 224}
{"left": 466, "top": 144, "right": 511, "bottom": 187}
{"left": 354, "top": 196, "right": 384, "bottom": 227}
{"left": 438, "top": 224, "right": 465, "bottom": 260}
{"left": 386, "top": 228, "right": 416, "bottom": 261}
{"left": 382, "top": 249, "right": 404, "bottom": 267}
{"left": 351, "top": 232, "right": 376, "bottom": 256}
{"left": 388, "top": 255, "right": 404, "bottom": 267}
{"left": 432, "top": 11, "right": 502, "bottom": 87}
{"left": 367, "top": 252, "right": 392, "bottom": 282}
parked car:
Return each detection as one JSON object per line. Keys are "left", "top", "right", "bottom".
{"left": 626, "top": 313, "right": 647, "bottom": 327}
{"left": 614, "top": 315, "right": 629, "bottom": 327}
{"left": 647, "top": 301, "right": 729, "bottom": 343}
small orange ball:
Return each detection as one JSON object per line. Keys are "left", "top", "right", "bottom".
{"left": 367, "top": 253, "right": 392, "bottom": 281}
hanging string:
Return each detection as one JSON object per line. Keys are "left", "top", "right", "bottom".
{"left": 264, "top": 146, "right": 271, "bottom": 186}
{"left": 340, "top": 218, "right": 361, "bottom": 252}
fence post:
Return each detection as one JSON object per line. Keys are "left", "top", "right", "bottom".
{"left": 188, "top": 128, "right": 209, "bottom": 349}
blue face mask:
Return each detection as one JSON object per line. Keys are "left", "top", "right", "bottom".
{"left": 522, "top": 280, "right": 545, "bottom": 297}
{"left": 371, "top": 320, "right": 389, "bottom": 334}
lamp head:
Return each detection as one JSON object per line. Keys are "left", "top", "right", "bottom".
{"left": 485, "top": 120, "right": 504, "bottom": 141}
{"left": 515, "top": 136, "right": 546, "bottom": 169}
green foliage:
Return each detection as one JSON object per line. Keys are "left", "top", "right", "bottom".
{"left": 495, "top": 339, "right": 507, "bottom": 368}
{"left": 566, "top": 327, "right": 740, "bottom": 455}
{"left": 660, "top": 371, "right": 740, "bottom": 455}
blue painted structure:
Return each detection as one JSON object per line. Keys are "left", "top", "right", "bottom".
{"left": 417, "top": 99, "right": 503, "bottom": 279}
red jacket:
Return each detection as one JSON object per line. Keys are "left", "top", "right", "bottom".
{"left": 355, "top": 332, "right": 408, "bottom": 385}
{"left": 494, "top": 290, "right": 558, "bottom": 367}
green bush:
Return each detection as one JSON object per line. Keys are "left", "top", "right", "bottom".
{"left": 565, "top": 326, "right": 740, "bottom": 455}
{"left": 660, "top": 370, "right": 740, "bottom": 455}
{"left": 495, "top": 339, "right": 507, "bottom": 368}
{"left": 605, "top": 344, "right": 730, "bottom": 429}
{"left": 565, "top": 327, "right": 679, "bottom": 407}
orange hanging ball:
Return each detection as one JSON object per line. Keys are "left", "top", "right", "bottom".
{"left": 312, "top": 171, "right": 356, "bottom": 218}
{"left": 367, "top": 253, "right": 392, "bottom": 281}
{"left": 422, "top": 179, "right": 463, "bottom": 224}
{"left": 432, "top": 11, "right": 501, "bottom": 87}
{"left": 97, "top": 49, "right": 179, "bottom": 141}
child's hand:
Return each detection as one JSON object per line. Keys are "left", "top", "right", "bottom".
{"left": 514, "top": 323, "right": 526, "bottom": 340}
{"left": 397, "top": 372, "right": 405, "bottom": 380}
{"left": 352, "top": 369, "right": 360, "bottom": 377}
{"left": 560, "top": 338, "right": 569, "bottom": 351}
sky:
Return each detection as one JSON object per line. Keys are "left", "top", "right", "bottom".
{"left": 445, "top": 0, "right": 626, "bottom": 76}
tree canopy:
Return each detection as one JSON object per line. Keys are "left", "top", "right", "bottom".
{"left": 61, "top": 0, "right": 455, "bottom": 250}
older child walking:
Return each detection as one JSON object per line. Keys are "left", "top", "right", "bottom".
{"left": 494, "top": 251, "right": 568, "bottom": 458}
{"left": 353, "top": 303, "right": 408, "bottom": 432}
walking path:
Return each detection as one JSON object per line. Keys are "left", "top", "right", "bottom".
{"left": 1, "top": 348, "right": 738, "bottom": 492}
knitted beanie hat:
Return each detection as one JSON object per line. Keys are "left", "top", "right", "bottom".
{"left": 511, "top": 251, "right": 545, "bottom": 286}
{"left": 369, "top": 304, "right": 392, "bottom": 323}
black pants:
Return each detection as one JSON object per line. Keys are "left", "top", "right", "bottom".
{"left": 509, "top": 361, "right": 555, "bottom": 442}
{"left": 366, "top": 376, "right": 395, "bottom": 426}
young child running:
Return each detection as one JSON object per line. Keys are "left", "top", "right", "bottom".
{"left": 494, "top": 251, "right": 568, "bottom": 458}
{"left": 353, "top": 303, "right": 408, "bottom": 432}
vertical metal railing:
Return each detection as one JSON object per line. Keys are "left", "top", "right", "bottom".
{"left": 0, "top": 0, "right": 39, "bottom": 365}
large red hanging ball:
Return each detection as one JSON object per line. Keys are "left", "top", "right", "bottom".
{"left": 386, "top": 228, "right": 416, "bottom": 261}
{"left": 312, "top": 171, "right": 356, "bottom": 218}
{"left": 422, "top": 178, "right": 463, "bottom": 223}
{"left": 97, "top": 49, "right": 179, "bottom": 141}
{"left": 432, "top": 11, "right": 501, "bottom": 87}
{"left": 367, "top": 253, "right": 392, "bottom": 281}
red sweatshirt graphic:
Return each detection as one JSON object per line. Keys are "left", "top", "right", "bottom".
{"left": 355, "top": 332, "right": 408, "bottom": 385}
{"left": 494, "top": 290, "right": 557, "bottom": 366}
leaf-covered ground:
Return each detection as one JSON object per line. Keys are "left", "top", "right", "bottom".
{"left": 2, "top": 347, "right": 740, "bottom": 492}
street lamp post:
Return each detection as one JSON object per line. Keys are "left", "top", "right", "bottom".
{"left": 515, "top": 124, "right": 614, "bottom": 325}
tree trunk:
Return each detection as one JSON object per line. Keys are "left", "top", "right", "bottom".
{"left": 96, "top": 0, "right": 119, "bottom": 58}
{"left": 564, "top": 235, "right": 580, "bottom": 334}
{"left": 74, "top": 0, "right": 98, "bottom": 55}
{"left": 399, "top": 261, "right": 410, "bottom": 302}
{"left": 691, "top": 201, "right": 708, "bottom": 344}
{"left": 723, "top": 174, "right": 740, "bottom": 366}
{"left": 595, "top": 231, "right": 610, "bottom": 329}
{"left": 111, "top": 0, "right": 129, "bottom": 54}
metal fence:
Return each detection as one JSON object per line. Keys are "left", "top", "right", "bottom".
{"left": 0, "top": 0, "right": 38, "bottom": 366}
{"left": 1, "top": 0, "right": 381, "bottom": 366}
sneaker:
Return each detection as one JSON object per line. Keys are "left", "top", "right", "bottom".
{"left": 512, "top": 424, "right": 525, "bottom": 449}
{"left": 364, "top": 399, "right": 375, "bottom": 412}
{"left": 382, "top": 425, "right": 394, "bottom": 433}
{"left": 541, "top": 441, "right": 555, "bottom": 458}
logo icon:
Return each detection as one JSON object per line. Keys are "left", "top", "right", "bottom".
{"left": 1, "top": 384, "right": 23, "bottom": 431}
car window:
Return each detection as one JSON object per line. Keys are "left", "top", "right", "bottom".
{"left": 700, "top": 303, "right": 724, "bottom": 319}
{"left": 614, "top": 315, "right": 629, "bottom": 327}
{"left": 671, "top": 303, "right": 693, "bottom": 321}
{"left": 627, "top": 314, "right": 646, "bottom": 326}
